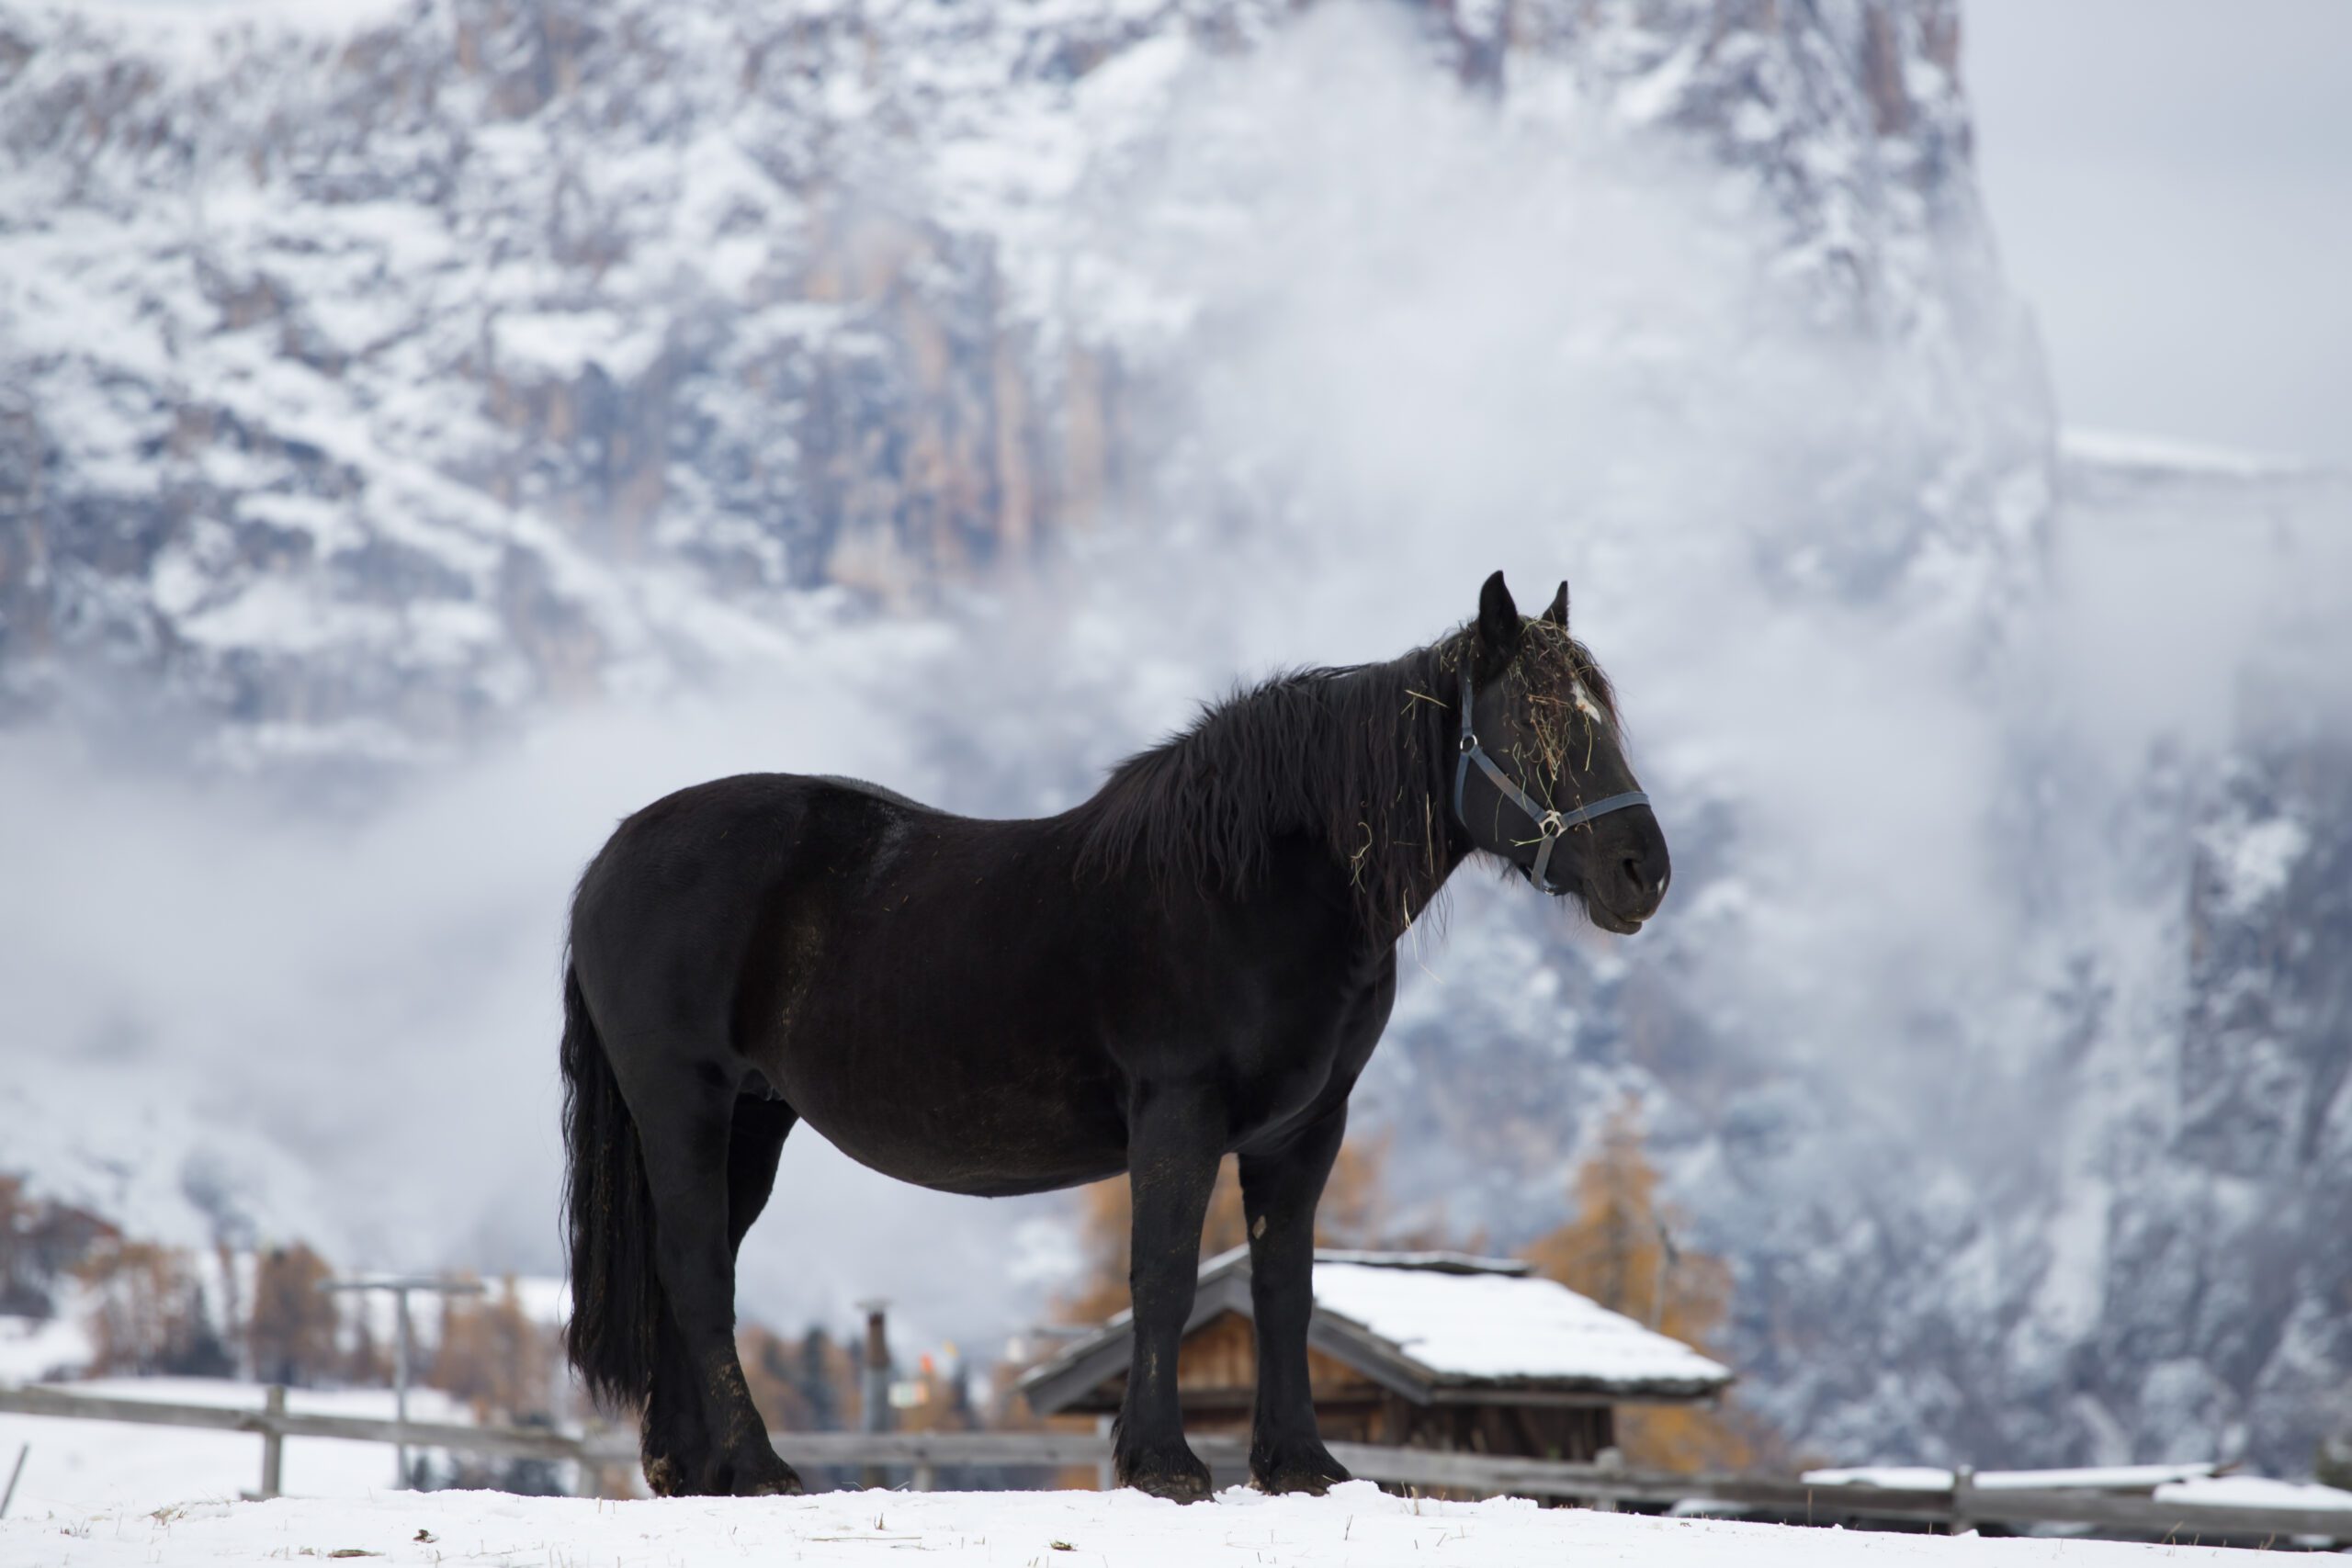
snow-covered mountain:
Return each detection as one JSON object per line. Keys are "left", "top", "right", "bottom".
{"left": 2, "top": 1058, "right": 343, "bottom": 1260}
{"left": 0, "top": 0, "right": 2039, "bottom": 758}
{"left": 3, "top": 0, "right": 2345, "bottom": 1478}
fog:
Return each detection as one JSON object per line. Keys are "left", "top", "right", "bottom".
{"left": 4, "top": 8, "right": 2346, "bottom": 1361}
{"left": 1968, "top": 0, "right": 2352, "bottom": 467}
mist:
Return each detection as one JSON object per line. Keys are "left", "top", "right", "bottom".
{"left": 4, "top": 6, "right": 2345, "bottom": 1368}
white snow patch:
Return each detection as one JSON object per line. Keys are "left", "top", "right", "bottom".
{"left": 54, "top": 0, "right": 410, "bottom": 28}
{"left": 2062, "top": 427, "right": 2320, "bottom": 480}
{"left": 2202, "top": 816, "right": 2310, "bottom": 918}
{"left": 178, "top": 574, "right": 397, "bottom": 656}
{"left": 2155, "top": 1475, "right": 2352, "bottom": 1512}
{"left": 1802, "top": 1465, "right": 1953, "bottom": 1490}
{"left": 490, "top": 310, "right": 667, "bottom": 384}
{"left": 0, "top": 1313, "right": 93, "bottom": 1383}
{"left": 1804, "top": 1462, "right": 2222, "bottom": 1494}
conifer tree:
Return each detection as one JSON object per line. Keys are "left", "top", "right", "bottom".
{"left": 800, "top": 1325, "right": 842, "bottom": 1430}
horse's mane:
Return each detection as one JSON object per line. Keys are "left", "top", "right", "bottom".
{"left": 1070, "top": 644, "right": 1453, "bottom": 937}
{"left": 1072, "top": 620, "right": 1621, "bottom": 938}
{"left": 1074, "top": 620, "right": 1623, "bottom": 938}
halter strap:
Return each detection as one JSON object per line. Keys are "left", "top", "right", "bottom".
{"left": 1452, "top": 669, "right": 1650, "bottom": 893}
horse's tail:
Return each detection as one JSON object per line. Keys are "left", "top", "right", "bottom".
{"left": 560, "top": 961, "right": 659, "bottom": 1411}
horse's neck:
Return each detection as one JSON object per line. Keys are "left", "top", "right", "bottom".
{"left": 1317, "top": 651, "right": 1469, "bottom": 943}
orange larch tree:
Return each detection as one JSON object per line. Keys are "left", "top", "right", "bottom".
{"left": 430, "top": 1276, "right": 558, "bottom": 1420}
{"left": 247, "top": 1243, "right": 340, "bottom": 1387}
{"left": 1522, "top": 1100, "right": 1780, "bottom": 1472}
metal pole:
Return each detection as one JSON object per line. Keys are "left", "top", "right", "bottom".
{"left": 1, "top": 1441, "right": 28, "bottom": 1518}
{"left": 259, "top": 1386, "right": 286, "bottom": 1499}
{"left": 1648, "top": 1220, "right": 1679, "bottom": 1330}
{"left": 393, "top": 1289, "right": 413, "bottom": 1489}
{"left": 317, "top": 1269, "right": 481, "bottom": 1495}
{"left": 316, "top": 1274, "right": 481, "bottom": 1494}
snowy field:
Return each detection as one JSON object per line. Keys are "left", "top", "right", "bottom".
{"left": 0, "top": 1483, "right": 2284, "bottom": 1568}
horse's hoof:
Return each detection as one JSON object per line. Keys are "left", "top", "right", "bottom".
{"left": 739, "top": 1474, "right": 803, "bottom": 1498}
{"left": 718, "top": 1452, "right": 804, "bottom": 1498}
{"left": 1250, "top": 1447, "right": 1351, "bottom": 1496}
{"left": 642, "top": 1455, "right": 687, "bottom": 1497}
{"left": 1119, "top": 1447, "right": 1215, "bottom": 1505}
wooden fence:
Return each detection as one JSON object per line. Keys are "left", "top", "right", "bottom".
{"left": 4, "top": 1385, "right": 2348, "bottom": 1546}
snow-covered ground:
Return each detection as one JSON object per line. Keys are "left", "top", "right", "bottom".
{"left": 0, "top": 1483, "right": 2279, "bottom": 1568}
{"left": 0, "top": 1378, "right": 478, "bottom": 1517}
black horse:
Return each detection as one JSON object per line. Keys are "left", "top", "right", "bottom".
{"left": 560, "top": 571, "right": 1669, "bottom": 1502}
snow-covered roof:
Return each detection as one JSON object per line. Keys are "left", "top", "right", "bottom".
{"left": 1307, "top": 1257, "right": 1729, "bottom": 1391}
{"left": 1020, "top": 1248, "right": 1731, "bottom": 1415}
{"left": 1307, "top": 1250, "right": 1531, "bottom": 1276}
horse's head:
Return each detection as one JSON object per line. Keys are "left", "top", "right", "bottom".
{"left": 1454, "top": 570, "right": 1670, "bottom": 934}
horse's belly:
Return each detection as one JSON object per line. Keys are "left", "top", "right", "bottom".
{"left": 763, "top": 1017, "right": 1129, "bottom": 1200}
{"left": 798, "top": 1092, "right": 1128, "bottom": 1198}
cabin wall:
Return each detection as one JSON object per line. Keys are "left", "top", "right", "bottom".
{"left": 1377, "top": 1395, "right": 1615, "bottom": 1461}
{"left": 1072, "top": 1310, "right": 1622, "bottom": 1461}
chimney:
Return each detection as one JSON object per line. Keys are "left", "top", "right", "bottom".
{"left": 856, "top": 1300, "right": 893, "bottom": 1489}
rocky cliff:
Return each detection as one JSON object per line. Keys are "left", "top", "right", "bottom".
{"left": 0, "top": 0, "right": 2037, "bottom": 759}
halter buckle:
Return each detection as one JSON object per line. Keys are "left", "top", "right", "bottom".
{"left": 1537, "top": 811, "right": 1566, "bottom": 839}
{"left": 1458, "top": 733, "right": 1477, "bottom": 755}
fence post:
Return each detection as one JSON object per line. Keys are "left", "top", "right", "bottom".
{"left": 1951, "top": 1464, "right": 1974, "bottom": 1537}
{"left": 1, "top": 1441, "right": 28, "bottom": 1518}
{"left": 258, "top": 1386, "right": 287, "bottom": 1500}
{"left": 1593, "top": 1446, "right": 1623, "bottom": 1512}
{"left": 1095, "top": 1416, "right": 1115, "bottom": 1493}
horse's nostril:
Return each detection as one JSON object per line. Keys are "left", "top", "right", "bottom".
{"left": 1620, "top": 855, "right": 1645, "bottom": 890}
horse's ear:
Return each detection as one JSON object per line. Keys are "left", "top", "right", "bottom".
{"left": 1543, "top": 581, "right": 1568, "bottom": 627}
{"left": 1476, "top": 570, "right": 1521, "bottom": 664}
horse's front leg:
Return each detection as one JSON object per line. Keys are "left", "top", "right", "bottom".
{"left": 1238, "top": 1103, "right": 1352, "bottom": 1495}
{"left": 1114, "top": 1081, "right": 1224, "bottom": 1504}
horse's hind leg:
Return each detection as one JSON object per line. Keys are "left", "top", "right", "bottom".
{"left": 728, "top": 1096, "right": 796, "bottom": 1257}
{"left": 628, "top": 1069, "right": 801, "bottom": 1497}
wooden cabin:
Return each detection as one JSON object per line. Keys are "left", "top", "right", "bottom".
{"left": 1018, "top": 1248, "right": 1732, "bottom": 1461}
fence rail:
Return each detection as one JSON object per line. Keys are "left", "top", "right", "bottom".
{"left": 5, "top": 1385, "right": 2347, "bottom": 1544}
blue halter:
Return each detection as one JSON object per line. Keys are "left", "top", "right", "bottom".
{"left": 1452, "top": 669, "right": 1650, "bottom": 894}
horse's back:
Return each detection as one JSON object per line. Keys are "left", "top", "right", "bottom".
{"left": 570, "top": 772, "right": 923, "bottom": 1036}
{"left": 808, "top": 773, "right": 931, "bottom": 812}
